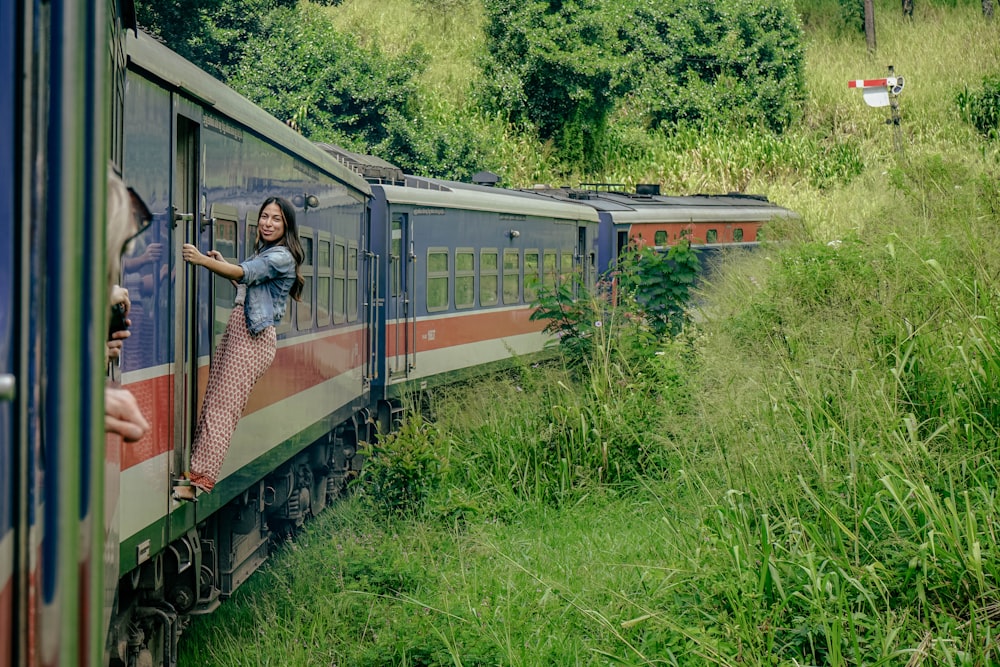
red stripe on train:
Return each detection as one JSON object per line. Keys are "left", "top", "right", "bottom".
{"left": 385, "top": 307, "right": 541, "bottom": 356}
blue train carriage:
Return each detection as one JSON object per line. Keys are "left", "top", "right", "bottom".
{"left": 4, "top": 0, "right": 132, "bottom": 664}
{"left": 523, "top": 184, "right": 799, "bottom": 275}
{"left": 323, "top": 157, "right": 600, "bottom": 429}
{"left": 107, "top": 30, "right": 372, "bottom": 665}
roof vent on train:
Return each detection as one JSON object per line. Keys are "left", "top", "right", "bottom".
{"left": 580, "top": 182, "right": 626, "bottom": 193}
{"left": 472, "top": 170, "right": 500, "bottom": 187}
{"left": 313, "top": 143, "right": 406, "bottom": 185}
{"left": 635, "top": 183, "right": 661, "bottom": 196}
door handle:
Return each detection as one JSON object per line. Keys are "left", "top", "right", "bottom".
{"left": 172, "top": 211, "right": 194, "bottom": 228}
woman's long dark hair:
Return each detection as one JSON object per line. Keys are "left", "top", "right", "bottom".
{"left": 254, "top": 196, "right": 305, "bottom": 301}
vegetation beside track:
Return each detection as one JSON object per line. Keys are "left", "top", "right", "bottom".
{"left": 177, "top": 1, "right": 1000, "bottom": 664}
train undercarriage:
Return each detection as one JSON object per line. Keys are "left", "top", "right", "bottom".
{"left": 106, "top": 412, "right": 372, "bottom": 667}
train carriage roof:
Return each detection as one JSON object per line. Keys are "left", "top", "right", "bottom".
{"left": 370, "top": 177, "right": 601, "bottom": 224}
{"left": 523, "top": 188, "right": 799, "bottom": 224}
{"left": 126, "top": 31, "right": 371, "bottom": 197}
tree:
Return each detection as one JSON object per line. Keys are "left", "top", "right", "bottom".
{"left": 478, "top": 0, "right": 625, "bottom": 166}
{"left": 619, "top": 0, "right": 806, "bottom": 133}
{"left": 228, "top": 5, "right": 423, "bottom": 148}
{"left": 985, "top": 0, "right": 995, "bottom": 20}
{"left": 133, "top": 0, "right": 294, "bottom": 78}
{"left": 864, "top": 0, "right": 877, "bottom": 52}
{"left": 902, "top": 0, "right": 913, "bottom": 19}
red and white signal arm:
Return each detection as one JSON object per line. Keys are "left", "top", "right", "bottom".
{"left": 848, "top": 76, "right": 905, "bottom": 107}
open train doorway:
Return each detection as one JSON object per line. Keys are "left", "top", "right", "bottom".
{"left": 388, "top": 213, "right": 415, "bottom": 379}
{"left": 170, "top": 113, "right": 204, "bottom": 508}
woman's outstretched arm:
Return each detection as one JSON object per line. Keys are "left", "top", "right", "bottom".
{"left": 181, "top": 244, "right": 244, "bottom": 281}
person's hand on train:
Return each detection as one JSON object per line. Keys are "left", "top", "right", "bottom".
{"left": 105, "top": 385, "right": 150, "bottom": 442}
{"left": 106, "top": 328, "right": 131, "bottom": 361}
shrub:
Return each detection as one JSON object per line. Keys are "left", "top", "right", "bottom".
{"left": 355, "top": 415, "right": 448, "bottom": 517}
{"left": 618, "top": 0, "right": 806, "bottom": 133}
{"left": 227, "top": 5, "right": 425, "bottom": 150}
{"left": 616, "top": 240, "right": 701, "bottom": 338}
{"left": 957, "top": 74, "right": 1000, "bottom": 141}
{"left": 478, "top": 0, "right": 625, "bottom": 166}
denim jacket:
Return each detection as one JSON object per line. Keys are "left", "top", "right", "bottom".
{"left": 238, "top": 245, "right": 296, "bottom": 335}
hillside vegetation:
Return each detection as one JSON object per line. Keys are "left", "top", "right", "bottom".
{"left": 179, "top": 1, "right": 1000, "bottom": 665}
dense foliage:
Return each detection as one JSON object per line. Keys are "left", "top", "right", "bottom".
{"left": 227, "top": 5, "right": 422, "bottom": 148}
{"left": 136, "top": 0, "right": 806, "bottom": 178}
{"left": 957, "top": 73, "right": 1000, "bottom": 140}
{"left": 135, "top": 0, "right": 488, "bottom": 178}
{"left": 618, "top": 0, "right": 806, "bottom": 133}
{"left": 478, "top": 0, "right": 806, "bottom": 166}
{"left": 133, "top": 0, "right": 293, "bottom": 79}
{"left": 478, "top": 0, "right": 625, "bottom": 166}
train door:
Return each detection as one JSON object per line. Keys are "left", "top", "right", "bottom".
{"left": 1, "top": 10, "right": 15, "bottom": 657}
{"left": 169, "top": 111, "right": 204, "bottom": 511}
{"left": 616, "top": 230, "right": 629, "bottom": 264}
{"left": 388, "top": 212, "right": 416, "bottom": 379}
{"left": 577, "top": 226, "right": 591, "bottom": 291}
{"left": 364, "top": 209, "right": 379, "bottom": 384}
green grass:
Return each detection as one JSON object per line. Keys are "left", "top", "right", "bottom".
{"left": 180, "top": 1, "right": 1000, "bottom": 664}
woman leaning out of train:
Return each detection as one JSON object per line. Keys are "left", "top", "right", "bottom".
{"left": 173, "top": 196, "right": 305, "bottom": 502}
{"left": 105, "top": 165, "right": 151, "bottom": 443}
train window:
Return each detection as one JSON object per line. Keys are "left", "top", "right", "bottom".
{"left": 317, "top": 235, "right": 331, "bottom": 327}
{"left": 734, "top": 228, "right": 743, "bottom": 242}
{"left": 333, "top": 238, "right": 346, "bottom": 324}
{"left": 301, "top": 235, "right": 314, "bottom": 267}
{"left": 543, "top": 251, "right": 557, "bottom": 289}
{"left": 706, "top": 229, "right": 718, "bottom": 243}
{"left": 427, "top": 248, "right": 449, "bottom": 312}
{"left": 247, "top": 223, "right": 257, "bottom": 255}
{"left": 654, "top": 230, "right": 668, "bottom": 246}
{"left": 560, "top": 251, "right": 575, "bottom": 286}
{"left": 347, "top": 243, "right": 358, "bottom": 322}
{"left": 214, "top": 219, "right": 238, "bottom": 348}
{"left": 390, "top": 216, "right": 403, "bottom": 298}
{"left": 297, "top": 229, "right": 314, "bottom": 329}
{"left": 503, "top": 249, "right": 520, "bottom": 304}
{"left": 524, "top": 250, "right": 539, "bottom": 303}
{"left": 455, "top": 249, "right": 475, "bottom": 309}
{"left": 277, "top": 302, "right": 292, "bottom": 336}
{"left": 480, "top": 249, "right": 498, "bottom": 306}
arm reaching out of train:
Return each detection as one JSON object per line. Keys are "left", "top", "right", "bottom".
{"left": 181, "top": 244, "right": 244, "bottom": 281}
{"left": 104, "top": 385, "right": 150, "bottom": 442}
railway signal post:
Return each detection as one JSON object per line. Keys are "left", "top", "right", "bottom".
{"left": 849, "top": 64, "right": 906, "bottom": 157}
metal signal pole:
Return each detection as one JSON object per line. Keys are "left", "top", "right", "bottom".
{"left": 886, "top": 65, "right": 904, "bottom": 157}
{"left": 848, "top": 64, "right": 906, "bottom": 159}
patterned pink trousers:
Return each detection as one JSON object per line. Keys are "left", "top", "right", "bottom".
{"left": 188, "top": 305, "right": 276, "bottom": 492}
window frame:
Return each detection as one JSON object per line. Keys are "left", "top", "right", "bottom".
{"left": 523, "top": 249, "right": 540, "bottom": 303}
{"left": 333, "top": 236, "right": 346, "bottom": 325}
{"left": 296, "top": 226, "right": 315, "bottom": 330}
{"left": 316, "top": 231, "right": 332, "bottom": 328}
{"left": 426, "top": 246, "right": 450, "bottom": 313}
{"left": 503, "top": 248, "right": 521, "bottom": 305}
{"left": 480, "top": 248, "right": 499, "bottom": 307}
{"left": 454, "top": 247, "right": 475, "bottom": 309}
{"left": 347, "top": 241, "right": 359, "bottom": 322}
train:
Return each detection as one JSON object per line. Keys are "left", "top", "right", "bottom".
{"left": 1, "top": 2, "right": 797, "bottom": 665}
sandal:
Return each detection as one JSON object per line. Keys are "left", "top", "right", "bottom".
{"left": 172, "top": 478, "right": 198, "bottom": 503}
